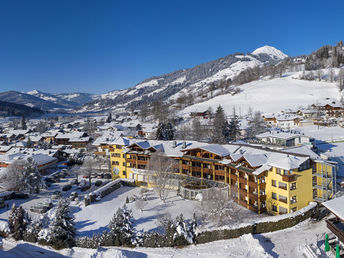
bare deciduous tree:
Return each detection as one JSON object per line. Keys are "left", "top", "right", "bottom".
{"left": 78, "top": 156, "right": 95, "bottom": 185}
{"left": 147, "top": 151, "right": 178, "bottom": 203}
{"left": 200, "top": 188, "right": 242, "bottom": 226}
{"left": 0, "top": 158, "right": 44, "bottom": 193}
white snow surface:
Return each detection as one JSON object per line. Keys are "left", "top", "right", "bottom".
{"left": 0, "top": 219, "right": 330, "bottom": 257}
{"left": 252, "top": 45, "right": 288, "bottom": 59}
{"left": 181, "top": 74, "right": 340, "bottom": 115}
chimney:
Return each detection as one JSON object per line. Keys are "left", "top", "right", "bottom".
{"left": 182, "top": 141, "right": 187, "bottom": 149}
{"left": 173, "top": 140, "right": 177, "bottom": 148}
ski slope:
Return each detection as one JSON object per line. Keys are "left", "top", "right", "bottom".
{"left": 182, "top": 74, "right": 341, "bottom": 115}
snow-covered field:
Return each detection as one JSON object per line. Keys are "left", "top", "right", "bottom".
{"left": 298, "top": 125, "right": 344, "bottom": 142}
{"left": 74, "top": 187, "right": 260, "bottom": 236}
{"left": 181, "top": 74, "right": 341, "bottom": 115}
{"left": 0, "top": 218, "right": 332, "bottom": 257}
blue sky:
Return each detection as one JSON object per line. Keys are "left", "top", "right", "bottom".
{"left": 0, "top": 0, "right": 343, "bottom": 94}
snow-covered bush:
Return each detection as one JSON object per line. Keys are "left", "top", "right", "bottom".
{"left": 0, "top": 158, "right": 45, "bottom": 193}
{"left": 38, "top": 198, "right": 75, "bottom": 249}
{"left": 23, "top": 217, "right": 43, "bottom": 243}
{"left": 8, "top": 204, "right": 28, "bottom": 240}
{"left": 106, "top": 205, "right": 136, "bottom": 247}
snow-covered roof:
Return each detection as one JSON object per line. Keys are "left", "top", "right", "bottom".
{"left": 55, "top": 132, "right": 85, "bottom": 139}
{"left": 323, "top": 195, "right": 344, "bottom": 220}
{"left": 267, "top": 153, "right": 308, "bottom": 171}
{"left": 256, "top": 131, "right": 307, "bottom": 140}
{"left": 243, "top": 154, "right": 268, "bottom": 168}
{"left": 183, "top": 144, "right": 231, "bottom": 157}
{"left": 282, "top": 146, "right": 319, "bottom": 160}
{"left": 69, "top": 137, "right": 91, "bottom": 143}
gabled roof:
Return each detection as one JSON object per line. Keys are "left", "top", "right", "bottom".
{"left": 243, "top": 154, "right": 268, "bottom": 168}
{"left": 183, "top": 144, "right": 231, "bottom": 157}
{"left": 267, "top": 153, "right": 308, "bottom": 170}
{"left": 323, "top": 195, "right": 344, "bottom": 220}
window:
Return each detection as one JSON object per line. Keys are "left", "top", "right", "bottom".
{"left": 278, "top": 182, "right": 287, "bottom": 190}
{"left": 291, "top": 196, "right": 297, "bottom": 204}
{"left": 272, "top": 192, "right": 277, "bottom": 200}
{"left": 116, "top": 145, "right": 122, "bottom": 149}
{"left": 272, "top": 180, "right": 276, "bottom": 187}
{"left": 276, "top": 168, "right": 282, "bottom": 175}
{"left": 272, "top": 205, "right": 277, "bottom": 212}
{"left": 123, "top": 162, "right": 126, "bottom": 166}
{"left": 291, "top": 207, "right": 297, "bottom": 212}
{"left": 290, "top": 182, "right": 296, "bottom": 190}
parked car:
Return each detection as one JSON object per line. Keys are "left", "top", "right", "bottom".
{"left": 95, "top": 180, "right": 103, "bottom": 187}
{"left": 30, "top": 201, "right": 53, "bottom": 214}
{"left": 52, "top": 175, "right": 61, "bottom": 182}
{"left": 62, "top": 184, "right": 72, "bottom": 191}
{"left": 51, "top": 191, "right": 61, "bottom": 199}
{"left": 97, "top": 173, "right": 104, "bottom": 179}
{"left": 104, "top": 173, "right": 112, "bottom": 179}
{"left": 77, "top": 179, "right": 86, "bottom": 189}
{"left": 80, "top": 184, "right": 91, "bottom": 192}
{"left": 69, "top": 192, "right": 78, "bottom": 201}
{"left": 0, "top": 198, "right": 5, "bottom": 209}
{"left": 70, "top": 178, "right": 78, "bottom": 185}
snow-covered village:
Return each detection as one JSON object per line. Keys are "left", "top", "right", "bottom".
{"left": 1, "top": 1, "right": 344, "bottom": 257}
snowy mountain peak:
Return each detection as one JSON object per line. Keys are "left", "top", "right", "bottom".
{"left": 27, "top": 89, "right": 41, "bottom": 95}
{"left": 252, "top": 45, "right": 288, "bottom": 60}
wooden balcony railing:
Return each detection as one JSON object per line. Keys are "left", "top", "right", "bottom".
{"left": 282, "top": 174, "right": 296, "bottom": 182}
{"left": 326, "top": 218, "right": 344, "bottom": 244}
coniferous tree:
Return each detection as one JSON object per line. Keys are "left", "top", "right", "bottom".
{"left": 108, "top": 205, "right": 135, "bottom": 246}
{"left": 229, "top": 108, "right": 240, "bottom": 141}
{"left": 8, "top": 204, "right": 28, "bottom": 240}
{"left": 21, "top": 116, "right": 27, "bottom": 130}
{"left": 48, "top": 198, "right": 75, "bottom": 249}
{"left": 106, "top": 112, "right": 112, "bottom": 123}
{"left": 212, "top": 105, "right": 227, "bottom": 143}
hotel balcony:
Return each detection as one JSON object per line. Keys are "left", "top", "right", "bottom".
{"left": 282, "top": 174, "right": 296, "bottom": 182}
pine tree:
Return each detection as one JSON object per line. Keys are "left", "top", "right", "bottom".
{"left": 212, "top": 105, "right": 227, "bottom": 143}
{"left": 156, "top": 122, "right": 175, "bottom": 140}
{"left": 165, "top": 122, "right": 175, "bottom": 140}
{"left": 48, "top": 198, "right": 75, "bottom": 249}
{"left": 8, "top": 204, "right": 27, "bottom": 240}
{"left": 21, "top": 116, "right": 27, "bottom": 130}
{"left": 108, "top": 205, "right": 135, "bottom": 246}
{"left": 106, "top": 113, "right": 112, "bottom": 123}
{"left": 229, "top": 108, "right": 240, "bottom": 141}
{"left": 27, "top": 137, "right": 33, "bottom": 148}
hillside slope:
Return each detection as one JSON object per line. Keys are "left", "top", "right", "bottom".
{"left": 181, "top": 73, "right": 341, "bottom": 115}
{"left": 78, "top": 46, "right": 287, "bottom": 113}
{"left": 0, "top": 100, "right": 44, "bottom": 117}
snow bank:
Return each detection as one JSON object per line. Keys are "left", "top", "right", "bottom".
{"left": 0, "top": 221, "right": 10, "bottom": 234}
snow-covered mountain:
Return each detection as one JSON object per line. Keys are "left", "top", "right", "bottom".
{"left": 181, "top": 72, "right": 341, "bottom": 115}
{"left": 78, "top": 46, "right": 288, "bottom": 112}
{"left": 26, "top": 90, "right": 97, "bottom": 109}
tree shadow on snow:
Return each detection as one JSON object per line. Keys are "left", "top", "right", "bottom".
{"left": 133, "top": 215, "right": 157, "bottom": 228}
{"left": 76, "top": 225, "right": 109, "bottom": 237}
{"left": 252, "top": 234, "right": 279, "bottom": 258}
{"left": 75, "top": 220, "right": 97, "bottom": 231}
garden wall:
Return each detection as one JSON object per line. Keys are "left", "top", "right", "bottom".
{"left": 195, "top": 202, "right": 317, "bottom": 244}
